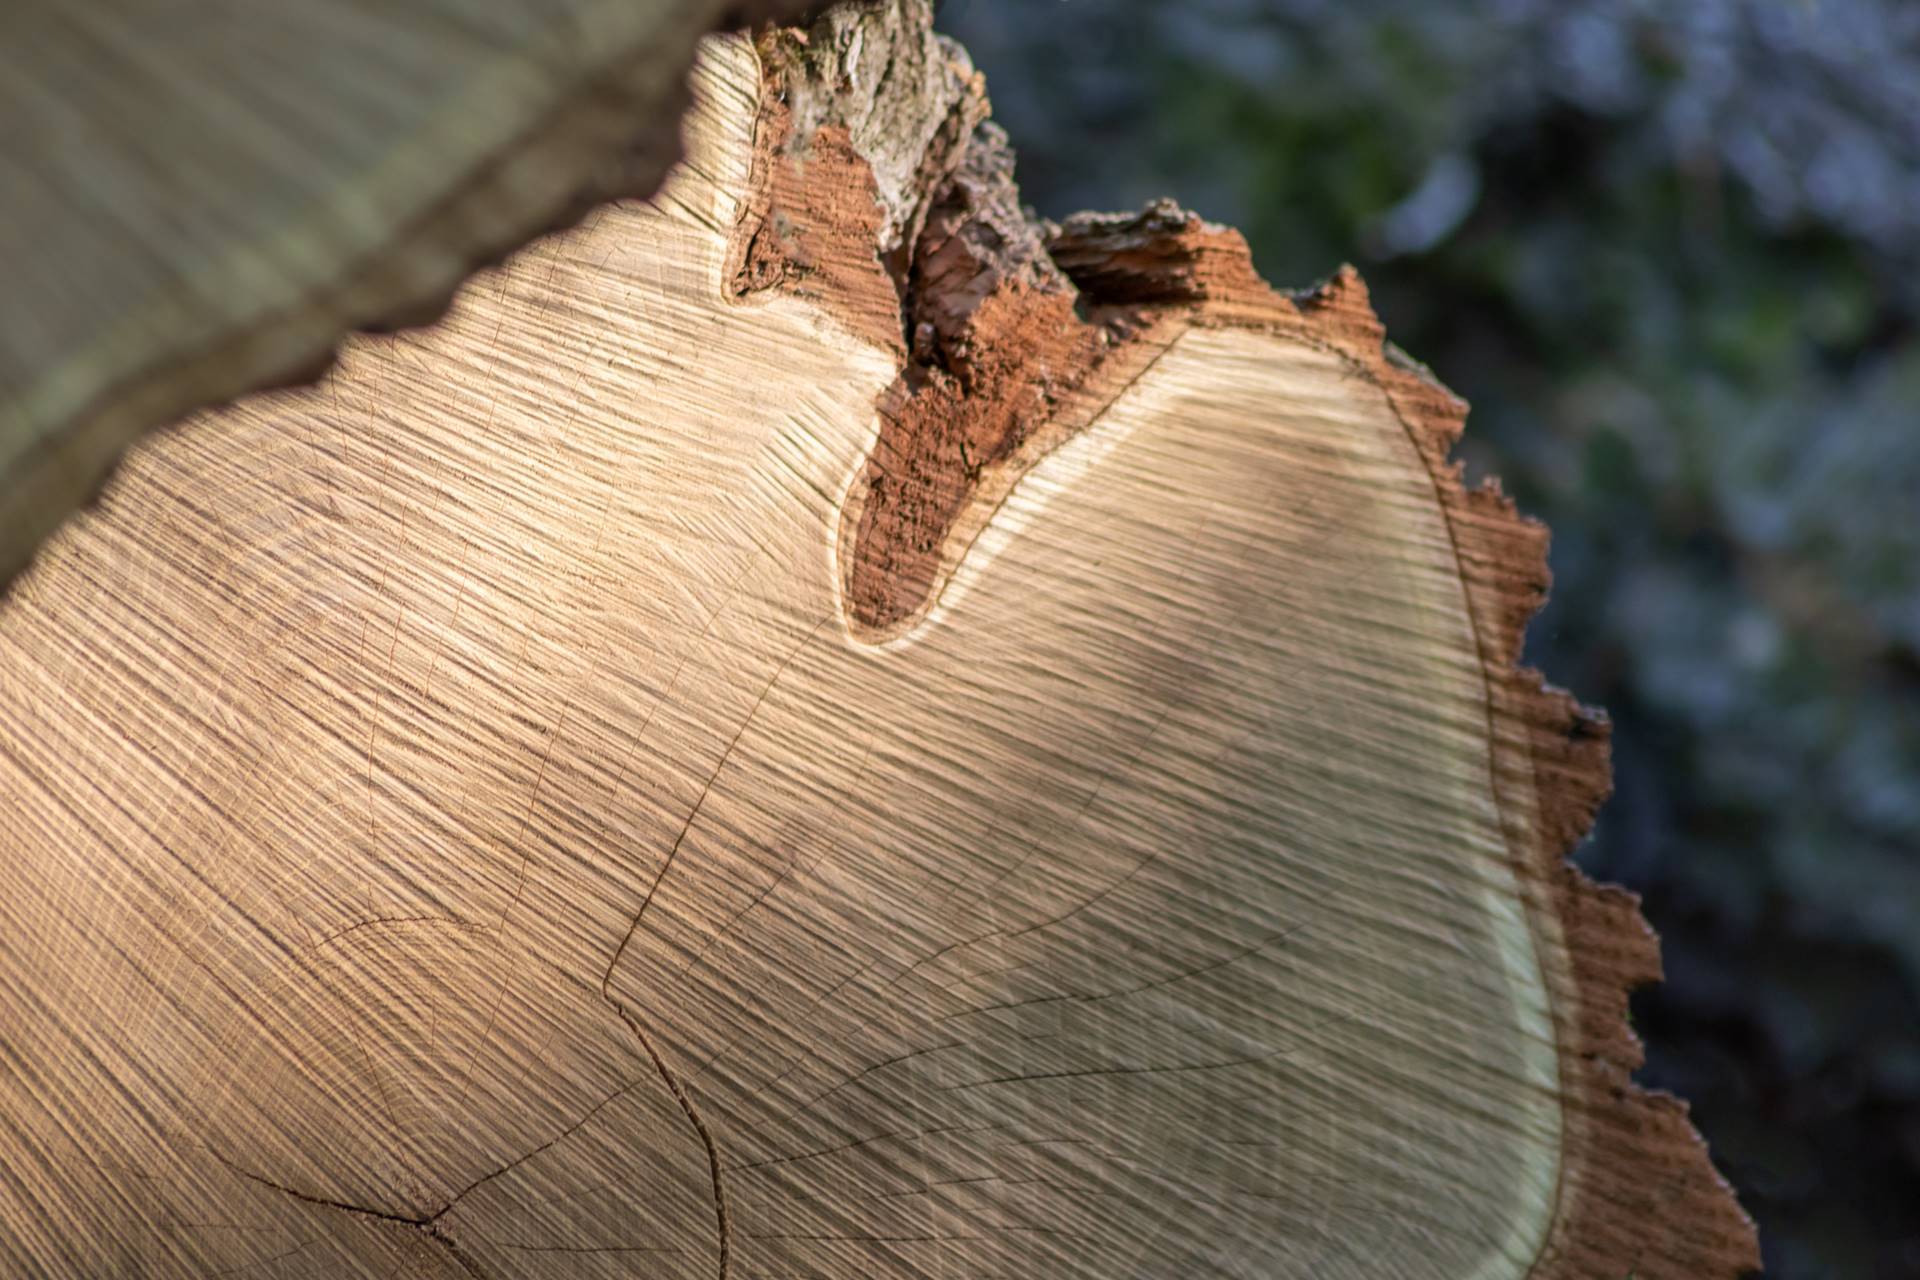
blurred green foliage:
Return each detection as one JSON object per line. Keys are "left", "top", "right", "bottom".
{"left": 939, "top": 1, "right": 1920, "bottom": 1274}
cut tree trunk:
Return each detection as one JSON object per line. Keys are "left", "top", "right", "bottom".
{"left": 0, "top": 0, "right": 814, "bottom": 591}
{"left": 0, "top": 5, "right": 1757, "bottom": 1278}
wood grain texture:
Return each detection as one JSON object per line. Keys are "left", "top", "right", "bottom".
{"left": 0, "top": 18, "right": 1758, "bottom": 1280}
{"left": 0, "top": 0, "right": 814, "bottom": 592}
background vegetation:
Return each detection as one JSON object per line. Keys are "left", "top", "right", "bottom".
{"left": 937, "top": 1, "right": 1920, "bottom": 1274}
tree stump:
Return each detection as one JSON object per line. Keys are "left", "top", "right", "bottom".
{"left": 0, "top": 4, "right": 1757, "bottom": 1277}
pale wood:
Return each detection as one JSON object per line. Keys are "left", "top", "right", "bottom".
{"left": 0, "top": 23, "right": 1756, "bottom": 1280}
{"left": 0, "top": 0, "right": 806, "bottom": 591}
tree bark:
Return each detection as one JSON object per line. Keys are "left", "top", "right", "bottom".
{"left": 0, "top": 4, "right": 1757, "bottom": 1277}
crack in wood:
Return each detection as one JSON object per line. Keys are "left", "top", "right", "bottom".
{"left": 594, "top": 615, "right": 832, "bottom": 1277}
{"left": 210, "top": 1158, "right": 494, "bottom": 1279}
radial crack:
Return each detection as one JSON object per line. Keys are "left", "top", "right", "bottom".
{"left": 212, "top": 1158, "right": 495, "bottom": 1279}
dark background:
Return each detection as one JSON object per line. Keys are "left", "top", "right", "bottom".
{"left": 934, "top": 2, "right": 1920, "bottom": 1276}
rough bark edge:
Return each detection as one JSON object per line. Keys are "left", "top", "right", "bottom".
{"left": 1233, "top": 270, "right": 1763, "bottom": 1279}
{"left": 0, "top": 0, "right": 822, "bottom": 597}
{"left": 733, "top": 5, "right": 1223, "bottom": 640}
{"left": 731, "top": 7, "right": 1761, "bottom": 1274}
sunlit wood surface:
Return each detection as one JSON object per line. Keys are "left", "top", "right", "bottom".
{"left": 0, "top": 36, "right": 1569, "bottom": 1279}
